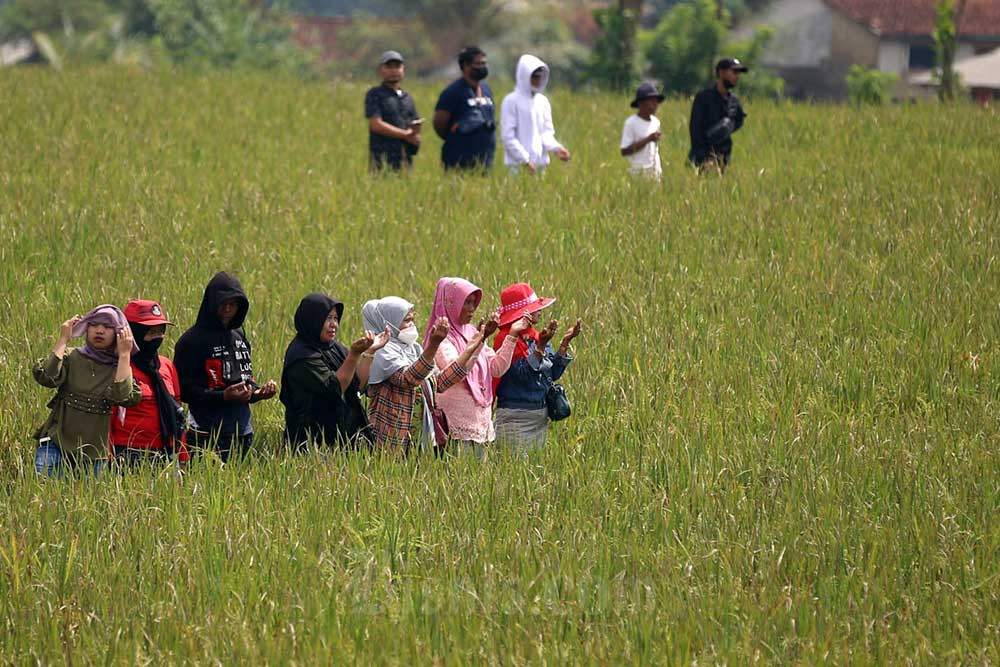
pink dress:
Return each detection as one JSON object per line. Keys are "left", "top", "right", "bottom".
{"left": 435, "top": 336, "right": 517, "bottom": 443}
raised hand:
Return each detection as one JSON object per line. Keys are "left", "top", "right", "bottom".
{"left": 482, "top": 309, "right": 501, "bottom": 339}
{"left": 560, "top": 318, "right": 582, "bottom": 348}
{"left": 349, "top": 332, "right": 375, "bottom": 356}
{"left": 60, "top": 315, "right": 82, "bottom": 343}
{"left": 370, "top": 326, "right": 391, "bottom": 351}
{"left": 537, "top": 319, "right": 559, "bottom": 347}
{"left": 116, "top": 327, "right": 135, "bottom": 357}
{"left": 428, "top": 317, "right": 450, "bottom": 346}
{"left": 509, "top": 314, "right": 532, "bottom": 338}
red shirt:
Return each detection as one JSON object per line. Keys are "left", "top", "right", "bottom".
{"left": 110, "top": 357, "right": 189, "bottom": 461}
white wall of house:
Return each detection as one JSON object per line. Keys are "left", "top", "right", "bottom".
{"left": 734, "top": 0, "right": 832, "bottom": 68}
{"left": 877, "top": 40, "right": 909, "bottom": 74}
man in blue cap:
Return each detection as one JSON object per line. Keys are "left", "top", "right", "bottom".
{"left": 364, "top": 50, "right": 422, "bottom": 172}
{"left": 688, "top": 57, "right": 748, "bottom": 173}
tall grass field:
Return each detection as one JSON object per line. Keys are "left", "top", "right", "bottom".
{"left": 0, "top": 67, "right": 998, "bottom": 663}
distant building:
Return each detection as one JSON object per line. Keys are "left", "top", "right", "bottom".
{"left": 911, "top": 47, "right": 1000, "bottom": 102}
{"left": 736, "top": 0, "right": 1000, "bottom": 99}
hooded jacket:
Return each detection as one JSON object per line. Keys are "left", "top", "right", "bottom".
{"left": 500, "top": 55, "right": 564, "bottom": 168}
{"left": 173, "top": 272, "right": 257, "bottom": 437}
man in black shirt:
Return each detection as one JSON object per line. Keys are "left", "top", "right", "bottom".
{"left": 364, "top": 50, "right": 421, "bottom": 172}
{"left": 688, "top": 57, "right": 748, "bottom": 173}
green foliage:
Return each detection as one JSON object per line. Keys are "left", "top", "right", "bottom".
{"left": 845, "top": 64, "right": 898, "bottom": 105}
{"left": 0, "top": 0, "right": 315, "bottom": 74}
{"left": 484, "top": 3, "right": 590, "bottom": 88}
{"left": 722, "top": 24, "right": 783, "bottom": 98}
{"left": 147, "top": 0, "right": 314, "bottom": 73}
{"left": 1, "top": 69, "right": 998, "bottom": 663}
{"left": 325, "top": 10, "right": 435, "bottom": 78}
{"left": 932, "top": 0, "right": 960, "bottom": 101}
{"left": 643, "top": 0, "right": 727, "bottom": 95}
{"left": 588, "top": 4, "right": 641, "bottom": 91}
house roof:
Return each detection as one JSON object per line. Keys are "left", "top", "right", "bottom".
{"left": 911, "top": 46, "right": 1000, "bottom": 87}
{"left": 823, "top": 0, "right": 1000, "bottom": 38}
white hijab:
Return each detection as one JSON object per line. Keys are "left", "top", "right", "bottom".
{"left": 362, "top": 296, "right": 421, "bottom": 386}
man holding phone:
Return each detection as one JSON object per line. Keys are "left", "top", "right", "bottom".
{"left": 364, "top": 50, "right": 422, "bottom": 172}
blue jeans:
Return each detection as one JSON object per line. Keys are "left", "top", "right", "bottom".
{"left": 34, "top": 439, "right": 106, "bottom": 478}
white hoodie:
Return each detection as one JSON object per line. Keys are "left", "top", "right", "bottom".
{"left": 500, "top": 54, "right": 564, "bottom": 168}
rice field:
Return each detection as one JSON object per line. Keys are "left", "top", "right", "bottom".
{"left": 0, "top": 67, "right": 998, "bottom": 663}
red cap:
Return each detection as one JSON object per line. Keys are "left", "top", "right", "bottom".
{"left": 498, "top": 282, "right": 555, "bottom": 327}
{"left": 124, "top": 299, "right": 173, "bottom": 326}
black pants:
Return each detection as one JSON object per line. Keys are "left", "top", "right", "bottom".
{"left": 187, "top": 430, "right": 254, "bottom": 463}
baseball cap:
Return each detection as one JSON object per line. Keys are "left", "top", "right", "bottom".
{"left": 379, "top": 50, "right": 405, "bottom": 66}
{"left": 716, "top": 57, "right": 749, "bottom": 73}
{"left": 124, "top": 299, "right": 173, "bottom": 326}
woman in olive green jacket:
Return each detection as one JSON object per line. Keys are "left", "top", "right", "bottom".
{"left": 32, "top": 305, "right": 141, "bottom": 477}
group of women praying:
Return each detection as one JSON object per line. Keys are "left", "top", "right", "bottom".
{"left": 30, "top": 272, "right": 583, "bottom": 476}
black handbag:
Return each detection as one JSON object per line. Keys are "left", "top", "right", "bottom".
{"left": 545, "top": 383, "right": 571, "bottom": 422}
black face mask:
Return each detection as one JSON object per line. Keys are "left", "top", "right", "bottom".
{"left": 722, "top": 78, "right": 736, "bottom": 90}
{"left": 134, "top": 336, "right": 163, "bottom": 364}
{"left": 470, "top": 65, "right": 489, "bottom": 81}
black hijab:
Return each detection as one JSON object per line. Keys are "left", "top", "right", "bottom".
{"left": 283, "top": 293, "right": 347, "bottom": 371}
{"left": 129, "top": 321, "right": 182, "bottom": 453}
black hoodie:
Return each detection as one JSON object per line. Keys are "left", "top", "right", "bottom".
{"left": 174, "top": 272, "right": 257, "bottom": 438}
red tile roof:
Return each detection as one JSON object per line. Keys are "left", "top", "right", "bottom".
{"left": 824, "top": 0, "right": 1000, "bottom": 37}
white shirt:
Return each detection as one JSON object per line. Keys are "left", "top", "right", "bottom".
{"left": 620, "top": 114, "right": 662, "bottom": 178}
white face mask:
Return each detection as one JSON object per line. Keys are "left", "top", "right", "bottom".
{"left": 396, "top": 325, "right": 419, "bottom": 345}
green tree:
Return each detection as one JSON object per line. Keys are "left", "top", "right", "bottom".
{"left": 932, "top": 0, "right": 961, "bottom": 101}
{"left": 722, "top": 24, "right": 783, "bottom": 98}
{"left": 146, "top": 0, "right": 314, "bottom": 73}
{"left": 845, "top": 64, "right": 897, "bottom": 105}
{"left": 643, "top": 0, "right": 727, "bottom": 95}
{"left": 588, "top": 0, "right": 643, "bottom": 90}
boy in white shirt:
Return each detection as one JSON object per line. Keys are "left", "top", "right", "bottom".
{"left": 620, "top": 82, "right": 665, "bottom": 181}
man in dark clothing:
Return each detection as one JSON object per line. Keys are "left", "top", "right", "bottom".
{"left": 433, "top": 46, "right": 497, "bottom": 172}
{"left": 364, "top": 50, "right": 421, "bottom": 172}
{"left": 688, "top": 57, "right": 748, "bottom": 173}
{"left": 173, "top": 271, "right": 277, "bottom": 462}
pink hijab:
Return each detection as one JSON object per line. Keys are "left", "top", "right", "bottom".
{"left": 423, "top": 277, "right": 492, "bottom": 407}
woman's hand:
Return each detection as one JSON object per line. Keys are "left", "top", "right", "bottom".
{"left": 349, "top": 333, "right": 375, "bottom": 356}
{"left": 481, "top": 309, "right": 501, "bottom": 340}
{"left": 509, "top": 314, "right": 532, "bottom": 338}
{"left": 370, "top": 326, "right": 391, "bottom": 352}
{"left": 559, "top": 319, "right": 582, "bottom": 348}
{"left": 427, "top": 317, "right": 450, "bottom": 347}
{"left": 536, "top": 319, "right": 559, "bottom": 348}
{"left": 116, "top": 327, "right": 135, "bottom": 357}
{"left": 59, "top": 315, "right": 81, "bottom": 344}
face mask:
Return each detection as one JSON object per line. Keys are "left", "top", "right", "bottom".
{"left": 470, "top": 65, "right": 488, "bottom": 81}
{"left": 134, "top": 336, "right": 163, "bottom": 363}
{"left": 722, "top": 78, "right": 736, "bottom": 90}
{"left": 531, "top": 85, "right": 542, "bottom": 94}
{"left": 397, "top": 325, "right": 419, "bottom": 345}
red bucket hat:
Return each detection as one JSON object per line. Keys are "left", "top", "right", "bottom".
{"left": 498, "top": 282, "right": 555, "bottom": 327}
{"left": 124, "top": 299, "right": 174, "bottom": 326}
